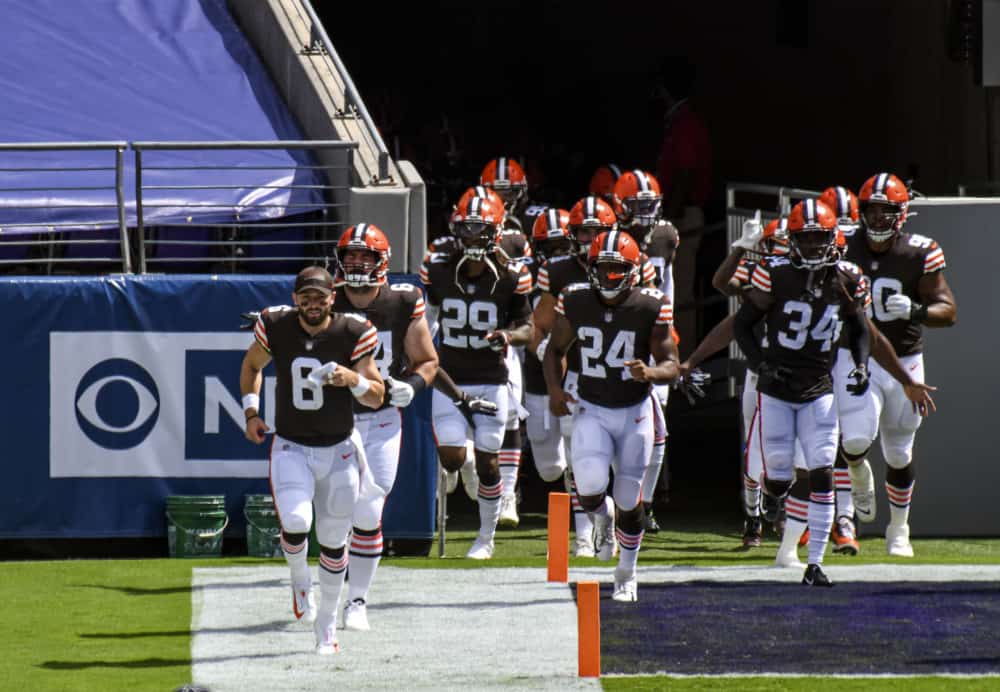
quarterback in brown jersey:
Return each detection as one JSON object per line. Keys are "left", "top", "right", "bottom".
{"left": 835, "top": 173, "right": 956, "bottom": 558}
{"left": 544, "top": 230, "right": 679, "bottom": 603}
{"left": 420, "top": 193, "right": 533, "bottom": 559}
{"left": 240, "top": 266, "right": 384, "bottom": 654}
{"left": 734, "top": 199, "right": 870, "bottom": 587}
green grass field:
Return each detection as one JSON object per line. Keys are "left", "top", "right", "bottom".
{"left": 3, "top": 514, "right": 999, "bottom": 691}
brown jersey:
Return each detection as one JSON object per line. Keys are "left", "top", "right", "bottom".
{"left": 556, "top": 284, "right": 673, "bottom": 408}
{"left": 422, "top": 253, "right": 532, "bottom": 385}
{"left": 750, "top": 258, "right": 869, "bottom": 403}
{"left": 333, "top": 282, "right": 425, "bottom": 412}
{"left": 625, "top": 220, "right": 679, "bottom": 290}
{"left": 254, "top": 309, "right": 377, "bottom": 444}
{"left": 537, "top": 254, "right": 588, "bottom": 373}
{"left": 844, "top": 230, "right": 946, "bottom": 356}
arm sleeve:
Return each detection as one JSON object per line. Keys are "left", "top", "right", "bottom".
{"left": 733, "top": 299, "right": 767, "bottom": 371}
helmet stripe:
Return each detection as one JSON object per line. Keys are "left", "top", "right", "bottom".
{"left": 586, "top": 196, "right": 595, "bottom": 218}
{"left": 804, "top": 198, "right": 815, "bottom": 224}
{"left": 497, "top": 157, "right": 507, "bottom": 182}
{"left": 608, "top": 163, "right": 621, "bottom": 178}
{"left": 470, "top": 196, "right": 481, "bottom": 215}
{"left": 837, "top": 187, "right": 849, "bottom": 215}
{"left": 605, "top": 230, "right": 618, "bottom": 253}
{"left": 354, "top": 223, "right": 367, "bottom": 243}
{"left": 875, "top": 172, "right": 888, "bottom": 196}
{"left": 547, "top": 208, "right": 559, "bottom": 232}
{"left": 475, "top": 185, "right": 488, "bottom": 198}
{"left": 632, "top": 169, "right": 648, "bottom": 192}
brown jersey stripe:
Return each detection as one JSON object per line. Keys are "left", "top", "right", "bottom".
{"left": 751, "top": 265, "right": 772, "bottom": 292}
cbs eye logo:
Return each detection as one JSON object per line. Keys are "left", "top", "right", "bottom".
{"left": 74, "top": 359, "right": 160, "bottom": 450}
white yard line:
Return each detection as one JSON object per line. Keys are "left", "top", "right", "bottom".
{"left": 191, "top": 566, "right": 601, "bottom": 692}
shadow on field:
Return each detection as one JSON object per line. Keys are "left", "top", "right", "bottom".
{"left": 72, "top": 578, "right": 284, "bottom": 596}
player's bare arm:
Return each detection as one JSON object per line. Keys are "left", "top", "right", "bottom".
{"left": 625, "top": 324, "right": 680, "bottom": 384}
{"left": 488, "top": 317, "right": 532, "bottom": 350}
{"left": 240, "top": 340, "right": 272, "bottom": 443}
{"left": 917, "top": 270, "right": 957, "bottom": 328}
{"left": 732, "top": 287, "right": 772, "bottom": 371}
{"left": 543, "top": 312, "right": 577, "bottom": 416}
{"left": 867, "top": 316, "right": 936, "bottom": 415}
{"left": 711, "top": 249, "right": 746, "bottom": 296}
{"left": 328, "top": 354, "right": 383, "bottom": 409}
{"left": 403, "top": 314, "right": 440, "bottom": 386}
{"left": 680, "top": 313, "right": 735, "bottom": 375}
{"left": 529, "top": 291, "right": 556, "bottom": 354}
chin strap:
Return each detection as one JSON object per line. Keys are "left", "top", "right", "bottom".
{"left": 454, "top": 254, "right": 501, "bottom": 295}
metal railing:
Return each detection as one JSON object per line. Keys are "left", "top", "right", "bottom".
{"left": 297, "top": 0, "right": 391, "bottom": 184}
{"left": 132, "top": 140, "right": 357, "bottom": 274}
{"left": 0, "top": 142, "right": 129, "bottom": 273}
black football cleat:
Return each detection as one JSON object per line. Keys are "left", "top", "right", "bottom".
{"left": 761, "top": 490, "right": 781, "bottom": 524}
{"left": 741, "top": 516, "right": 763, "bottom": 548}
{"left": 643, "top": 503, "right": 661, "bottom": 534}
{"left": 802, "top": 563, "right": 833, "bottom": 587}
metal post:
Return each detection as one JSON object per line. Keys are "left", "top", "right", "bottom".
{"left": 115, "top": 146, "right": 132, "bottom": 274}
{"left": 134, "top": 147, "right": 146, "bottom": 274}
{"left": 437, "top": 467, "right": 447, "bottom": 558}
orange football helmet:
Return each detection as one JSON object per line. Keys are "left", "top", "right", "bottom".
{"left": 588, "top": 230, "right": 641, "bottom": 300}
{"left": 568, "top": 196, "right": 617, "bottom": 258}
{"left": 786, "top": 199, "right": 839, "bottom": 269}
{"left": 588, "top": 164, "right": 623, "bottom": 204}
{"left": 480, "top": 157, "right": 527, "bottom": 207}
{"left": 858, "top": 172, "right": 909, "bottom": 242}
{"left": 531, "top": 207, "right": 572, "bottom": 260}
{"left": 451, "top": 186, "right": 506, "bottom": 233}
{"left": 335, "top": 223, "right": 391, "bottom": 287}
{"left": 612, "top": 169, "right": 662, "bottom": 226}
{"left": 451, "top": 194, "right": 504, "bottom": 260}
{"left": 762, "top": 217, "right": 789, "bottom": 256}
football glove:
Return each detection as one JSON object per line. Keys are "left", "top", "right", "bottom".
{"left": 486, "top": 330, "right": 510, "bottom": 353}
{"left": 385, "top": 376, "right": 416, "bottom": 408}
{"left": 535, "top": 334, "right": 550, "bottom": 363}
{"left": 455, "top": 394, "right": 498, "bottom": 428}
{"left": 674, "top": 367, "right": 711, "bottom": 405}
{"left": 884, "top": 294, "right": 912, "bottom": 320}
{"left": 845, "top": 363, "right": 870, "bottom": 396}
{"left": 240, "top": 311, "right": 261, "bottom": 330}
{"left": 732, "top": 210, "right": 762, "bottom": 251}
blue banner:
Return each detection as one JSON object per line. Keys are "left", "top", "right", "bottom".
{"left": 0, "top": 274, "right": 436, "bottom": 540}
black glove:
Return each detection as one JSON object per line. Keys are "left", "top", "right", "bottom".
{"left": 674, "top": 368, "right": 711, "bottom": 405}
{"left": 846, "top": 363, "right": 870, "bottom": 396}
{"left": 455, "top": 394, "right": 499, "bottom": 428}
{"left": 485, "top": 330, "right": 510, "bottom": 353}
{"left": 757, "top": 362, "right": 794, "bottom": 386}
{"left": 240, "top": 311, "right": 261, "bottom": 330}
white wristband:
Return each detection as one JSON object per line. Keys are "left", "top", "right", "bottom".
{"left": 350, "top": 376, "right": 371, "bottom": 398}
{"left": 242, "top": 393, "right": 260, "bottom": 412}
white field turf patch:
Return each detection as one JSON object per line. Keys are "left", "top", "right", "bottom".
{"left": 191, "top": 566, "right": 600, "bottom": 691}
{"left": 192, "top": 564, "right": 1000, "bottom": 690}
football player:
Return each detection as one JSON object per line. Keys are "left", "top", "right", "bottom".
{"left": 480, "top": 156, "right": 547, "bottom": 234}
{"left": 733, "top": 199, "right": 871, "bottom": 587}
{"left": 421, "top": 193, "right": 534, "bottom": 559}
{"left": 613, "top": 169, "right": 681, "bottom": 532}
{"left": 522, "top": 209, "right": 574, "bottom": 503}
{"left": 326, "top": 224, "right": 439, "bottom": 632}
{"left": 544, "top": 230, "right": 680, "bottom": 602}
{"left": 835, "top": 173, "right": 956, "bottom": 557}
{"left": 240, "top": 266, "right": 384, "bottom": 654}
{"left": 531, "top": 195, "right": 617, "bottom": 557}
{"left": 588, "top": 163, "right": 622, "bottom": 206}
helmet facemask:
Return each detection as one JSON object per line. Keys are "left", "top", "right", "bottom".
{"left": 589, "top": 258, "right": 635, "bottom": 301}
{"left": 861, "top": 201, "right": 904, "bottom": 243}
{"left": 622, "top": 194, "right": 662, "bottom": 227}
{"left": 536, "top": 236, "right": 573, "bottom": 262}
{"left": 569, "top": 224, "right": 601, "bottom": 258}
{"left": 488, "top": 181, "right": 526, "bottom": 209}
{"left": 337, "top": 247, "right": 382, "bottom": 287}
{"left": 790, "top": 229, "right": 837, "bottom": 269}
{"left": 454, "top": 220, "right": 495, "bottom": 260}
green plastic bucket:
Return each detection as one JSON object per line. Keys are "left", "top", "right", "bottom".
{"left": 244, "top": 494, "right": 282, "bottom": 558}
{"left": 165, "top": 495, "right": 228, "bottom": 558}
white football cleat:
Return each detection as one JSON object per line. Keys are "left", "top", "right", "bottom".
{"left": 291, "top": 581, "right": 317, "bottom": 623}
{"left": 498, "top": 494, "right": 519, "bottom": 529}
{"left": 466, "top": 536, "right": 494, "bottom": 560}
{"left": 848, "top": 459, "right": 877, "bottom": 523}
{"left": 460, "top": 459, "right": 479, "bottom": 501}
{"left": 574, "top": 534, "right": 596, "bottom": 558}
{"left": 886, "top": 523, "right": 914, "bottom": 558}
{"left": 592, "top": 510, "right": 617, "bottom": 562}
{"left": 342, "top": 597, "right": 371, "bottom": 631}
{"left": 314, "top": 611, "right": 339, "bottom": 655}
{"left": 612, "top": 567, "right": 638, "bottom": 603}
{"left": 774, "top": 544, "right": 804, "bottom": 569}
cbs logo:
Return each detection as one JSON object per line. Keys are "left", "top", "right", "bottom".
{"left": 74, "top": 358, "right": 160, "bottom": 450}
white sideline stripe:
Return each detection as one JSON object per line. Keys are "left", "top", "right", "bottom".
{"left": 569, "top": 563, "right": 1000, "bottom": 583}
{"left": 191, "top": 566, "right": 600, "bottom": 692}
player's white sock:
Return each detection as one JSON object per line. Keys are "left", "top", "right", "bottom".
{"left": 778, "top": 495, "right": 809, "bottom": 557}
{"left": 807, "top": 489, "right": 836, "bottom": 565}
{"left": 317, "top": 547, "right": 348, "bottom": 620}
{"left": 886, "top": 480, "right": 914, "bottom": 528}
{"left": 281, "top": 534, "right": 311, "bottom": 586}
{"left": 477, "top": 479, "right": 503, "bottom": 540}
{"left": 347, "top": 526, "right": 382, "bottom": 603}
{"left": 498, "top": 448, "right": 520, "bottom": 499}
{"left": 616, "top": 526, "right": 644, "bottom": 576}
{"left": 641, "top": 439, "right": 665, "bottom": 502}
{"left": 743, "top": 474, "right": 761, "bottom": 517}
{"left": 565, "top": 471, "right": 595, "bottom": 540}
{"left": 835, "top": 466, "right": 854, "bottom": 519}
